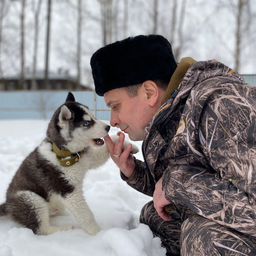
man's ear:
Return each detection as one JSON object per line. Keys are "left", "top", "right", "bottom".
{"left": 142, "top": 81, "right": 160, "bottom": 107}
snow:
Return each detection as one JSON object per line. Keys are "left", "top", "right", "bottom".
{"left": 0, "top": 120, "right": 166, "bottom": 256}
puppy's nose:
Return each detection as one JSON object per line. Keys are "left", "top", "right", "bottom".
{"left": 105, "top": 125, "right": 110, "bottom": 132}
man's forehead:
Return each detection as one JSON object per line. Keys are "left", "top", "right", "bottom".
{"left": 104, "top": 88, "right": 127, "bottom": 105}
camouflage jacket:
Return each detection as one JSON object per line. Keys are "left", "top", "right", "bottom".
{"left": 123, "top": 59, "right": 256, "bottom": 238}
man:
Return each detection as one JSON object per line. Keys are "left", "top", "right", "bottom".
{"left": 90, "top": 35, "right": 256, "bottom": 255}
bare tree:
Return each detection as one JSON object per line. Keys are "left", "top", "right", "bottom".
{"left": 152, "top": 0, "right": 159, "bottom": 34}
{"left": 20, "top": 0, "right": 26, "bottom": 89}
{"left": 123, "top": 0, "right": 128, "bottom": 38}
{"left": 234, "top": 0, "right": 250, "bottom": 71}
{"left": 174, "top": 0, "right": 187, "bottom": 60}
{"left": 76, "top": 0, "right": 82, "bottom": 88}
{"left": 170, "top": 0, "right": 177, "bottom": 43}
{"left": 217, "top": 0, "right": 252, "bottom": 71}
{"left": 45, "top": 0, "right": 52, "bottom": 89}
{"left": 167, "top": 0, "right": 187, "bottom": 61}
{"left": 99, "top": 0, "right": 113, "bottom": 45}
{"left": 0, "top": 0, "right": 10, "bottom": 77}
{"left": 112, "top": 0, "right": 119, "bottom": 41}
{"left": 32, "top": 0, "right": 43, "bottom": 90}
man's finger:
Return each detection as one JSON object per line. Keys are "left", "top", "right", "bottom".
{"left": 118, "top": 132, "right": 125, "bottom": 143}
{"left": 120, "top": 144, "right": 133, "bottom": 160}
{"left": 104, "top": 135, "right": 114, "bottom": 153}
{"left": 113, "top": 132, "right": 125, "bottom": 156}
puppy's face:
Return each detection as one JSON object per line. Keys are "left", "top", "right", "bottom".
{"left": 58, "top": 102, "right": 110, "bottom": 153}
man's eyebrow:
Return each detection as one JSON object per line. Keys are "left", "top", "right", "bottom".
{"left": 106, "top": 100, "right": 118, "bottom": 107}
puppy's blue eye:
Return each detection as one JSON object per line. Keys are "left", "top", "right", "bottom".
{"left": 82, "top": 121, "right": 91, "bottom": 127}
{"left": 80, "top": 119, "right": 95, "bottom": 128}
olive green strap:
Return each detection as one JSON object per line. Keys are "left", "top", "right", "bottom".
{"left": 52, "top": 143, "right": 80, "bottom": 167}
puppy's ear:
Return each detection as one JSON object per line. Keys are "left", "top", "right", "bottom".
{"left": 58, "top": 105, "right": 72, "bottom": 127}
{"left": 65, "top": 92, "right": 75, "bottom": 102}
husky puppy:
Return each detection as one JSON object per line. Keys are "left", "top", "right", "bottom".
{"left": 0, "top": 92, "right": 112, "bottom": 235}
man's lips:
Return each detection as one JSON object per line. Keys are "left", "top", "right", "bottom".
{"left": 121, "top": 126, "right": 129, "bottom": 133}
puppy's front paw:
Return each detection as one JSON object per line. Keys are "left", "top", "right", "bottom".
{"left": 85, "top": 223, "right": 100, "bottom": 236}
{"left": 42, "top": 224, "right": 73, "bottom": 235}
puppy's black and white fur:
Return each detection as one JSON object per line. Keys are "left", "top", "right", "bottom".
{"left": 0, "top": 92, "right": 112, "bottom": 235}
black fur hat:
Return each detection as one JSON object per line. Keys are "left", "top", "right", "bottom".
{"left": 90, "top": 35, "right": 177, "bottom": 96}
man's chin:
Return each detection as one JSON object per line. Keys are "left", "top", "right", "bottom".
{"left": 127, "top": 132, "right": 144, "bottom": 141}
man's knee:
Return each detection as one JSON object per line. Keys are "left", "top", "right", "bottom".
{"left": 180, "top": 215, "right": 256, "bottom": 256}
{"left": 180, "top": 215, "right": 219, "bottom": 255}
{"left": 140, "top": 201, "right": 155, "bottom": 225}
{"left": 140, "top": 201, "right": 182, "bottom": 256}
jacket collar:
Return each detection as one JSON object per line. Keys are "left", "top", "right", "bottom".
{"left": 147, "top": 57, "right": 197, "bottom": 128}
{"left": 143, "top": 58, "right": 196, "bottom": 144}
{"left": 142, "top": 58, "right": 197, "bottom": 171}
{"left": 162, "top": 57, "right": 196, "bottom": 104}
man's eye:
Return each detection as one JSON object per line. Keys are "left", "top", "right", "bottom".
{"left": 111, "top": 104, "right": 119, "bottom": 111}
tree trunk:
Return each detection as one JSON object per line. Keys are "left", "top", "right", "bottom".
{"left": 234, "top": 0, "right": 247, "bottom": 72}
{"left": 20, "top": 0, "right": 26, "bottom": 89}
{"left": 113, "top": 0, "right": 119, "bottom": 41}
{"left": 45, "top": 0, "right": 52, "bottom": 89}
{"left": 77, "top": 0, "right": 82, "bottom": 88}
{"left": 100, "top": 0, "right": 113, "bottom": 46}
{"left": 170, "top": 0, "right": 177, "bottom": 43}
{"left": 0, "top": 0, "right": 8, "bottom": 77}
{"left": 175, "top": 0, "right": 187, "bottom": 60}
{"left": 32, "top": 0, "right": 42, "bottom": 90}
{"left": 123, "top": 0, "right": 128, "bottom": 38}
{"left": 152, "top": 0, "right": 158, "bottom": 34}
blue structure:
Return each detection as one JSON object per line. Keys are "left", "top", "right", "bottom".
{"left": 242, "top": 74, "right": 256, "bottom": 86}
{"left": 0, "top": 91, "right": 110, "bottom": 120}
{"left": 0, "top": 74, "right": 255, "bottom": 120}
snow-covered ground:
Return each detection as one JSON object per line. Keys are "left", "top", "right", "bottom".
{"left": 0, "top": 120, "right": 165, "bottom": 256}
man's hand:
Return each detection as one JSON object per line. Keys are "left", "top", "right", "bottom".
{"left": 104, "top": 132, "right": 136, "bottom": 178}
{"left": 153, "top": 177, "right": 172, "bottom": 221}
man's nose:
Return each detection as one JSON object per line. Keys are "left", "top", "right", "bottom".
{"left": 110, "top": 112, "right": 119, "bottom": 127}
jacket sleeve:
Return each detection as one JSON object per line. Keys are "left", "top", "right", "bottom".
{"left": 120, "top": 158, "right": 155, "bottom": 196}
{"left": 162, "top": 84, "right": 256, "bottom": 235}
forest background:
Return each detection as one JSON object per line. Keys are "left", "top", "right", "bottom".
{"left": 0, "top": 0, "right": 255, "bottom": 90}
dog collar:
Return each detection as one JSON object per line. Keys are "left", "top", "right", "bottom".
{"left": 52, "top": 143, "right": 84, "bottom": 167}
